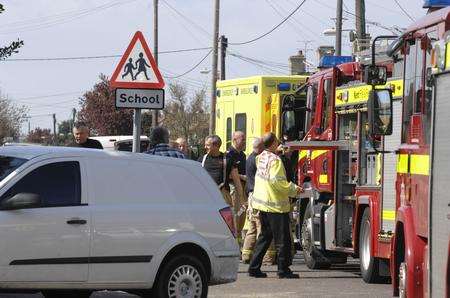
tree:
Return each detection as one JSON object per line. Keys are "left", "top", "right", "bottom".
{"left": 26, "top": 127, "right": 52, "bottom": 144}
{"left": 161, "top": 83, "right": 209, "bottom": 146}
{"left": 78, "top": 74, "right": 152, "bottom": 136}
{"left": 58, "top": 119, "right": 72, "bottom": 135}
{"left": 0, "top": 4, "right": 24, "bottom": 60}
{"left": 0, "top": 96, "right": 28, "bottom": 143}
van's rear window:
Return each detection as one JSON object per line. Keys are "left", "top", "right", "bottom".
{"left": 0, "top": 156, "right": 28, "bottom": 182}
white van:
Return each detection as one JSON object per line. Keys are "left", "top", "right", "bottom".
{"left": 90, "top": 136, "right": 149, "bottom": 152}
{"left": 0, "top": 146, "right": 239, "bottom": 298}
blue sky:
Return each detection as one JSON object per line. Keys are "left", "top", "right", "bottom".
{"left": 0, "top": 0, "right": 425, "bottom": 133}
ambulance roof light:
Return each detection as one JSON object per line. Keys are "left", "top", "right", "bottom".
{"left": 423, "top": 0, "right": 450, "bottom": 8}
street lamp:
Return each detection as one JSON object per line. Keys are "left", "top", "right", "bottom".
{"left": 323, "top": 28, "right": 355, "bottom": 37}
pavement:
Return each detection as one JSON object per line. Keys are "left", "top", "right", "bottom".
{"left": 0, "top": 254, "right": 392, "bottom": 298}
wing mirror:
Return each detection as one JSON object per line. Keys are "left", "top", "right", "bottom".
{"left": 1, "top": 193, "right": 41, "bottom": 210}
{"left": 364, "top": 65, "right": 388, "bottom": 86}
{"left": 368, "top": 89, "right": 393, "bottom": 136}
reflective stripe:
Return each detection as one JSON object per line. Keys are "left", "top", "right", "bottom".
{"left": 410, "top": 154, "right": 430, "bottom": 176}
{"left": 252, "top": 196, "right": 290, "bottom": 210}
{"left": 299, "top": 150, "right": 308, "bottom": 160}
{"left": 396, "top": 154, "right": 430, "bottom": 176}
{"left": 319, "top": 174, "right": 328, "bottom": 184}
{"left": 397, "top": 154, "right": 409, "bottom": 174}
{"left": 382, "top": 210, "right": 396, "bottom": 221}
{"left": 311, "top": 150, "right": 328, "bottom": 160}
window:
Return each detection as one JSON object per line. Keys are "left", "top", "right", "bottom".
{"left": 423, "top": 32, "right": 437, "bottom": 144}
{"left": 1, "top": 161, "right": 81, "bottom": 208}
{"left": 414, "top": 38, "right": 425, "bottom": 114}
{"left": 226, "top": 117, "right": 232, "bottom": 150}
{"left": 306, "top": 83, "right": 318, "bottom": 127}
{"left": 235, "top": 113, "right": 247, "bottom": 150}
{"left": 402, "top": 39, "right": 417, "bottom": 142}
{"left": 0, "top": 156, "right": 27, "bottom": 182}
{"left": 320, "top": 79, "right": 332, "bottom": 133}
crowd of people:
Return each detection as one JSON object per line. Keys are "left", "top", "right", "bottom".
{"left": 69, "top": 122, "right": 303, "bottom": 279}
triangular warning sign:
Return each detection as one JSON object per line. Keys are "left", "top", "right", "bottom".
{"left": 110, "top": 31, "right": 165, "bottom": 89}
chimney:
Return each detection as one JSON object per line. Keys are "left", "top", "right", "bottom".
{"left": 289, "top": 50, "right": 306, "bottom": 75}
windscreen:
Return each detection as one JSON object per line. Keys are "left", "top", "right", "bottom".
{"left": 0, "top": 156, "right": 28, "bottom": 182}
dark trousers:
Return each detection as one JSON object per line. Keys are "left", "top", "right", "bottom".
{"left": 248, "top": 211, "right": 292, "bottom": 274}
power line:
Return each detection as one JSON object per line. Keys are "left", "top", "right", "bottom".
{"left": 1, "top": 47, "right": 212, "bottom": 62}
{"left": 393, "top": 0, "right": 415, "bottom": 22}
{"left": 164, "top": 49, "right": 213, "bottom": 79}
{"left": 0, "top": 0, "right": 139, "bottom": 35}
{"left": 11, "top": 91, "right": 83, "bottom": 103}
{"left": 229, "top": 0, "right": 307, "bottom": 45}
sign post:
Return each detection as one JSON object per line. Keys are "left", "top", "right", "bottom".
{"left": 110, "top": 31, "right": 165, "bottom": 153}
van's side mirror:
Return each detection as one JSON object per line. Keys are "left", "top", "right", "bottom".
{"left": 368, "top": 89, "right": 393, "bottom": 136}
{"left": 364, "top": 65, "right": 388, "bottom": 85}
{"left": 1, "top": 193, "right": 41, "bottom": 210}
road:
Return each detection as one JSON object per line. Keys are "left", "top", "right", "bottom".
{"left": 0, "top": 254, "right": 392, "bottom": 298}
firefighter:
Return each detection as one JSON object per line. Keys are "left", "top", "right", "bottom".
{"left": 241, "top": 138, "right": 277, "bottom": 264}
{"left": 248, "top": 133, "right": 303, "bottom": 279}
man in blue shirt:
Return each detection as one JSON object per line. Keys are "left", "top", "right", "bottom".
{"left": 146, "top": 126, "right": 185, "bottom": 159}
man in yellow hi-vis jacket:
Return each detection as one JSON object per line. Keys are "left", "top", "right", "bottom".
{"left": 248, "top": 133, "right": 302, "bottom": 279}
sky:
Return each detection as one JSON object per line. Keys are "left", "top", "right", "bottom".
{"left": 0, "top": 0, "right": 426, "bottom": 135}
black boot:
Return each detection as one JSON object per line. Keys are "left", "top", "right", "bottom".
{"left": 278, "top": 269, "right": 299, "bottom": 279}
{"left": 248, "top": 269, "right": 268, "bottom": 278}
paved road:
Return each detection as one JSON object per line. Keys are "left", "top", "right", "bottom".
{"left": 0, "top": 254, "right": 392, "bottom": 298}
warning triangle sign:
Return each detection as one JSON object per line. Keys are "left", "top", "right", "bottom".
{"left": 110, "top": 31, "right": 165, "bottom": 89}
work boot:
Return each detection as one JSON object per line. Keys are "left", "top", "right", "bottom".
{"left": 278, "top": 269, "right": 299, "bottom": 279}
{"left": 248, "top": 269, "right": 268, "bottom": 278}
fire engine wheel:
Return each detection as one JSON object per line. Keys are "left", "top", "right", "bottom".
{"left": 301, "top": 202, "right": 331, "bottom": 269}
{"left": 398, "top": 262, "right": 407, "bottom": 298}
{"left": 359, "top": 208, "right": 383, "bottom": 283}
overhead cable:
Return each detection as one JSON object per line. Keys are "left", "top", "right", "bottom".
{"left": 229, "top": 0, "right": 307, "bottom": 45}
{"left": 164, "top": 49, "right": 213, "bottom": 79}
{"left": 392, "top": 0, "right": 415, "bottom": 22}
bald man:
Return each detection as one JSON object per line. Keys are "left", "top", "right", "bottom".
{"left": 226, "top": 131, "right": 246, "bottom": 175}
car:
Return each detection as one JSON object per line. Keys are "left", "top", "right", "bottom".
{"left": 90, "top": 136, "right": 149, "bottom": 152}
{"left": 0, "top": 146, "right": 239, "bottom": 298}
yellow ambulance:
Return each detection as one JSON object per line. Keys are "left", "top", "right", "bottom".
{"left": 215, "top": 75, "right": 308, "bottom": 155}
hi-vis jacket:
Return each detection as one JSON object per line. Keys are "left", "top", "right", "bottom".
{"left": 252, "top": 150, "right": 298, "bottom": 213}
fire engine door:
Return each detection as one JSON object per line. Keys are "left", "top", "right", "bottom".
{"left": 314, "top": 77, "right": 334, "bottom": 193}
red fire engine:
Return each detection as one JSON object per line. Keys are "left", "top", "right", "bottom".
{"left": 288, "top": 3, "right": 450, "bottom": 297}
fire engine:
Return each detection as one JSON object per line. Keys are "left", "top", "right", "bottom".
{"left": 289, "top": 2, "right": 450, "bottom": 297}
{"left": 286, "top": 52, "right": 403, "bottom": 282}
{"left": 215, "top": 75, "right": 308, "bottom": 154}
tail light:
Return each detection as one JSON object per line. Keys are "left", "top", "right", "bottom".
{"left": 219, "top": 207, "right": 236, "bottom": 238}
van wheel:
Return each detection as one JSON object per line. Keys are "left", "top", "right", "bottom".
{"left": 155, "top": 254, "right": 208, "bottom": 298}
{"left": 359, "top": 208, "right": 383, "bottom": 283}
{"left": 301, "top": 202, "right": 331, "bottom": 269}
{"left": 42, "top": 290, "right": 92, "bottom": 298}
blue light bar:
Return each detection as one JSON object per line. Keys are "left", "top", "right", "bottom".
{"left": 318, "top": 55, "right": 353, "bottom": 68}
{"left": 423, "top": 0, "right": 450, "bottom": 8}
{"left": 277, "top": 83, "right": 291, "bottom": 91}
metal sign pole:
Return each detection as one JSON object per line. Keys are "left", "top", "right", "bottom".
{"left": 132, "top": 108, "right": 142, "bottom": 153}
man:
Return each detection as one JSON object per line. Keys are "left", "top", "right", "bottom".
{"left": 226, "top": 131, "right": 247, "bottom": 242}
{"left": 146, "top": 126, "right": 185, "bottom": 159}
{"left": 176, "top": 137, "right": 193, "bottom": 159}
{"left": 69, "top": 122, "right": 103, "bottom": 149}
{"left": 226, "top": 131, "right": 246, "bottom": 177}
{"left": 248, "top": 132, "right": 302, "bottom": 279}
{"left": 241, "top": 138, "right": 276, "bottom": 264}
{"left": 201, "top": 135, "right": 245, "bottom": 236}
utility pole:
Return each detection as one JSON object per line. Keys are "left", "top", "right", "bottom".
{"left": 355, "top": 0, "right": 367, "bottom": 50}
{"left": 71, "top": 108, "right": 76, "bottom": 132}
{"left": 52, "top": 113, "right": 57, "bottom": 145}
{"left": 209, "top": 0, "right": 220, "bottom": 135}
{"left": 220, "top": 35, "right": 228, "bottom": 80}
{"left": 335, "top": 0, "right": 343, "bottom": 56}
{"left": 152, "top": 0, "right": 159, "bottom": 128}
{"left": 28, "top": 119, "right": 31, "bottom": 135}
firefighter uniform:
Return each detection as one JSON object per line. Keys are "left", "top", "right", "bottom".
{"left": 248, "top": 150, "right": 299, "bottom": 276}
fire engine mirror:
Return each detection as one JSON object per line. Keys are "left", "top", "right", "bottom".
{"left": 364, "top": 65, "right": 388, "bottom": 86}
{"left": 368, "top": 89, "right": 393, "bottom": 136}
{"left": 282, "top": 111, "right": 298, "bottom": 141}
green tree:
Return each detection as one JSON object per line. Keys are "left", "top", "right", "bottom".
{"left": 0, "top": 95, "right": 28, "bottom": 143}
{"left": 0, "top": 4, "right": 24, "bottom": 60}
{"left": 161, "top": 83, "right": 209, "bottom": 146}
